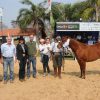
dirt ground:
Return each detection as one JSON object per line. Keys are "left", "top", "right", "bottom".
{"left": 0, "top": 57, "right": 100, "bottom": 100}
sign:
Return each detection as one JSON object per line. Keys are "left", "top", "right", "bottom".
{"left": 56, "top": 22, "right": 100, "bottom": 31}
{"left": 80, "top": 23, "right": 100, "bottom": 31}
{"left": 0, "top": 8, "right": 3, "bottom": 16}
{"left": 57, "top": 23, "right": 79, "bottom": 30}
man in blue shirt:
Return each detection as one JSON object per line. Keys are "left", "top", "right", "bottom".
{"left": 1, "top": 37, "right": 16, "bottom": 84}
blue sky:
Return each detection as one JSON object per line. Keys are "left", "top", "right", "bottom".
{"left": 0, "top": 0, "right": 84, "bottom": 28}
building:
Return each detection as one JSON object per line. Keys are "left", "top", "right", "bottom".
{"left": 55, "top": 22, "right": 100, "bottom": 45}
{"left": 0, "top": 28, "right": 36, "bottom": 44}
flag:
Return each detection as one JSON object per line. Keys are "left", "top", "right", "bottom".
{"left": 45, "top": 0, "right": 52, "bottom": 14}
{"left": 0, "top": 8, "right": 3, "bottom": 16}
{"left": 48, "top": 0, "right": 51, "bottom": 10}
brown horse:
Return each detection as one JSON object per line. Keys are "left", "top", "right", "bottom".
{"left": 62, "top": 36, "right": 100, "bottom": 79}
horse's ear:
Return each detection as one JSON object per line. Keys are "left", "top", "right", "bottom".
{"left": 62, "top": 35, "right": 68, "bottom": 42}
{"left": 62, "top": 35, "right": 70, "bottom": 39}
{"left": 64, "top": 35, "right": 70, "bottom": 39}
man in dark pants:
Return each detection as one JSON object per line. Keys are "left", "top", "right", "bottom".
{"left": 42, "top": 54, "right": 50, "bottom": 76}
{"left": 51, "top": 36, "right": 63, "bottom": 78}
{"left": 26, "top": 34, "right": 38, "bottom": 78}
{"left": 16, "top": 37, "right": 28, "bottom": 81}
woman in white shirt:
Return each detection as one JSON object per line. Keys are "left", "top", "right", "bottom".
{"left": 39, "top": 39, "right": 45, "bottom": 62}
{"left": 39, "top": 38, "right": 51, "bottom": 76}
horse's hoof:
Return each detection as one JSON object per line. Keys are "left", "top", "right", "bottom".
{"left": 82, "top": 76, "right": 85, "bottom": 79}
{"left": 80, "top": 76, "right": 82, "bottom": 78}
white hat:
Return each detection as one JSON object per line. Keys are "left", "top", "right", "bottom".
{"left": 40, "top": 39, "right": 45, "bottom": 43}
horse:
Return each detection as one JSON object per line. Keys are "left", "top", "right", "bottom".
{"left": 62, "top": 36, "right": 100, "bottom": 79}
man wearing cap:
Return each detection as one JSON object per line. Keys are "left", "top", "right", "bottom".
{"left": 1, "top": 37, "right": 16, "bottom": 84}
{"left": 26, "top": 34, "right": 38, "bottom": 78}
{"left": 51, "top": 36, "right": 63, "bottom": 78}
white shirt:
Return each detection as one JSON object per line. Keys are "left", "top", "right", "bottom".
{"left": 39, "top": 44, "right": 45, "bottom": 53}
{"left": 1, "top": 43, "right": 16, "bottom": 57}
{"left": 39, "top": 43, "right": 51, "bottom": 56}
{"left": 51, "top": 42, "right": 61, "bottom": 52}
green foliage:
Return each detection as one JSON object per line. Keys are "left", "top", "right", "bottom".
{"left": 51, "top": 0, "right": 100, "bottom": 22}
{"left": 17, "top": 0, "right": 48, "bottom": 32}
{"left": 82, "top": 8, "right": 95, "bottom": 21}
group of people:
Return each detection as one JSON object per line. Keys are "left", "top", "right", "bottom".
{"left": 0, "top": 34, "right": 67, "bottom": 84}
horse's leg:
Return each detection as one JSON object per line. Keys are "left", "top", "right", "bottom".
{"left": 82, "top": 62, "right": 86, "bottom": 79}
{"left": 78, "top": 60, "right": 86, "bottom": 79}
{"left": 77, "top": 60, "right": 83, "bottom": 78}
{"left": 80, "top": 65, "right": 83, "bottom": 78}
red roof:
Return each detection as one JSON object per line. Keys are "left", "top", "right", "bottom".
{"left": 0, "top": 28, "right": 36, "bottom": 36}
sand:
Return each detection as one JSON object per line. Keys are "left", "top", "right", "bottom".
{"left": 0, "top": 57, "right": 100, "bottom": 100}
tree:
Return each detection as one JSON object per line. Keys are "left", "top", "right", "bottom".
{"left": 64, "top": 4, "right": 72, "bottom": 21}
{"left": 70, "top": 1, "right": 89, "bottom": 21}
{"left": 82, "top": 0, "right": 100, "bottom": 22}
{"left": 52, "top": 2, "right": 65, "bottom": 22}
{"left": 17, "top": 0, "right": 47, "bottom": 38}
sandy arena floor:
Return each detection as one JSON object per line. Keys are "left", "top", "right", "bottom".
{"left": 0, "top": 57, "right": 100, "bottom": 100}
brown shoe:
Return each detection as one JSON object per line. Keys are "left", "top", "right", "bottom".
{"left": 4, "top": 80, "right": 7, "bottom": 84}
{"left": 19, "top": 79, "right": 24, "bottom": 82}
{"left": 10, "top": 80, "right": 14, "bottom": 83}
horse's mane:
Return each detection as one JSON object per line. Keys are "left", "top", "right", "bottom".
{"left": 71, "top": 38, "right": 87, "bottom": 47}
{"left": 71, "top": 38, "right": 100, "bottom": 47}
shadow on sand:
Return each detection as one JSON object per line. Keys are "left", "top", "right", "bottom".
{"left": 62, "top": 70, "right": 100, "bottom": 78}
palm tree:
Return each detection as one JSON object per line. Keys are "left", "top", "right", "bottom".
{"left": 64, "top": 4, "right": 72, "bottom": 21}
{"left": 70, "top": 1, "right": 89, "bottom": 21}
{"left": 52, "top": 2, "right": 65, "bottom": 22}
{"left": 17, "top": 0, "right": 47, "bottom": 38}
{"left": 82, "top": 0, "right": 100, "bottom": 22}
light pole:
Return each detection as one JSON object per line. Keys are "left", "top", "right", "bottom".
{"left": 0, "top": 7, "right": 3, "bottom": 36}
{"left": 0, "top": 7, "right": 6, "bottom": 43}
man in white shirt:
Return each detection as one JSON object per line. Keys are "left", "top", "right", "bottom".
{"left": 51, "top": 36, "right": 63, "bottom": 78}
{"left": 1, "top": 37, "right": 16, "bottom": 84}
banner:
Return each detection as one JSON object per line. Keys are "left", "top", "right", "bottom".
{"left": 0, "top": 8, "right": 3, "bottom": 16}
{"left": 56, "top": 22, "right": 100, "bottom": 31}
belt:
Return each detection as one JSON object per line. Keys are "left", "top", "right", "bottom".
{"left": 52, "top": 52, "right": 61, "bottom": 55}
{"left": 3, "top": 56, "right": 13, "bottom": 59}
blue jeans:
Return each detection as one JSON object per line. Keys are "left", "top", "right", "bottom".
{"left": 3, "top": 57, "right": 14, "bottom": 80}
{"left": 27, "top": 56, "right": 36, "bottom": 77}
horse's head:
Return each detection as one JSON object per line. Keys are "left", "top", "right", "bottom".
{"left": 62, "top": 36, "right": 69, "bottom": 43}
{"left": 62, "top": 36, "right": 70, "bottom": 48}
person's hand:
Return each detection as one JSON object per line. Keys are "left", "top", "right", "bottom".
{"left": 17, "top": 60, "right": 20, "bottom": 63}
{"left": 27, "top": 59, "right": 29, "bottom": 63}
{"left": 47, "top": 47, "right": 50, "bottom": 50}
{"left": 14, "top": 58, "right": 17, "bottom": 63}
{"left": 41, "top": 49, "right": 44, "bottom": 51}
